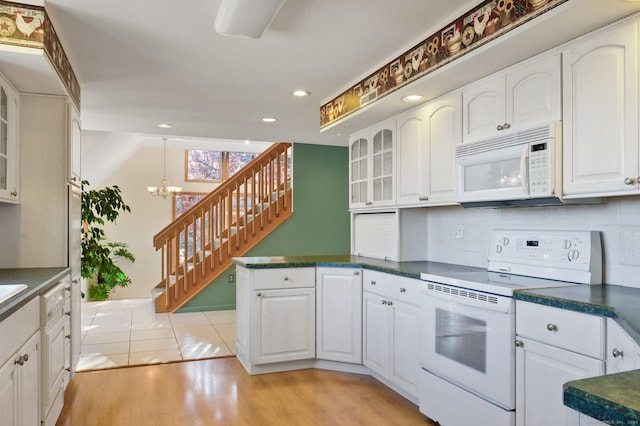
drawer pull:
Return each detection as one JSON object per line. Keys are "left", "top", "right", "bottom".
{"left": 515, "top": 340, "right": 524, "bottom": 348}
{"left": 612, "top": 348, "right": 624, "bottom": 358}
{"left": 257, "top": 292, "right": 262, "bottom": 297}
{"left": 354, "top": 271, "right": 360, "bottom": 276}
{"left": 400, "top": 288, "right": 406, "bottom": 293}
{"left": 283, "top": 277, "right": 289, "bottom": 281}
{"left": 546, "top": 323, "right": 558, "bottom": 332}
{"left": 387, "top": 301, "right": 393, "bottom": 306}
{"left": 382, "top": 300, "right": 387, "bottom": 305}
{"left": 370, "top": 281, "right": 376, "bottom": 285}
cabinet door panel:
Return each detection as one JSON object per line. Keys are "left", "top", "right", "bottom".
{"left": 396, "top": 109, "right": 427, "bottom": 206}
{"left": 563, "top": 21, "right": 639, "bottom": 196}
{"left": 316, "top": 268, "right": 362, "bottom": 363}
{"left": 427, "top": 92, "right": 461, "bottom": 204}
{"left": 463, "top": 76, "right": 505, "bottom": 143}
{"left": 17, "top": 332, "right": 39, "bottom": 426}
{"left": 253, "top": 288, "right": 315, "bottom": 364}
{"left": 0, "top": 357, "right": 16, "bottom": 426}
{"left": 363, "top": 292, "right": 390, "bottom": 377}
{"left": 606, "top": 320, "right": 637, "bottom": 374}
{"left": 506, "top": 55, "right": 560, "bottom": 129}
{"left": 516, "top": 337, "right": 603, "bottom": 426}
{"left": 391, "top": 301, "right": 419, "bottom": 396}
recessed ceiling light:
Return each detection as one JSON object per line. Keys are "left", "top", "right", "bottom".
{"left": 262, "top": 117, "right": 277, "bottom": 123}
{"left": 157, "top": 123, "right": 172, "bottom": 129}
{"left": 402, "top": 95, "right": 424, "bottom": 103}
{"left": 245, "top": 140, "right": 250, "bottom": 145}
{"left": 292, "top": 90, "right": 310, "bottom": 97}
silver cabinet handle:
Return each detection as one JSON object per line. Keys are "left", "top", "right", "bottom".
{"left": 387, "top": 301, "right": 393, "bottom": 306}
{"left": 354, "top": 271, "right": 360, "bottom": 276}
{"left": 624, "top": 177, "right": 636, "bottom": 185}
{"left": 365, "top": 201, "right": 373, "bottom": 206}
{"left": 503, "top": 123, "right": 511, "bottom": 130}
{"left": 496, "top": 124, "right": 504, "bottom": 131}
{"left": 400, "top": 288, "right": 406, "bottom": 293}
{"left": 283, "top": 277, "right": 289, "bottom": 281}
{"left": 66, "top": 368, "right": 71, "bottom": 372}
{"left": 10, "top": 191, "right": 17, "bottom": 197}
{"left": 370, "top": 280, "right": 376, "bottom": 285}
{"left": 65, "top": 312, "right": 71, "bottom": 316}
{"left": 72, "top": 279, "right": 79, "bottom": 284}
{"left": 65, "top": 286, "right": 71, "bottom": 292}
{"left": 612, "top": 348, "right": 624, "bottom": 358}
{"left": 546, "top": 323, "right": 558, "bottom": 332}
{"left": 515, "top": 340, "right": 524, "bottom": 348}
{"left": 382, "top": 300, "right": 387, "bottom": 305}
{"left": 66, "top": 335, "right": 71, "bottom": 340}
{"left": 418, "top": 196, "right": 428, "bottom": 201}
{"left": 257, "top": 292, "right": 262, "bottom": 297}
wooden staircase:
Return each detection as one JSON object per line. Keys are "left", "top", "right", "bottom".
{"left": 152, "top": 142, "right": 293, "bottom": 313}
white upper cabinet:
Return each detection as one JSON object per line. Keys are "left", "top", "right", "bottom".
{"left": 562, "top": 20, "right": 639, "bottom": 197}
{"left": 424, "top": 91, "right": 461, "bottom": 205}
{"left": 349, "top": 118, "right": 395, "bottom": 209}
{"left": 396, "top": 91, "right": 460, "bottom": 207}
{"left": 396, "top": 106, "right": 428, "bottom": 206}
{"left": 67, "top": 102, "right": 81, "bottom": 187}
{"left": 0, "top": 72, "right": 19, "bottom": 204}
{"left": 463, "top": 54, "right": 561, "bottom": 143}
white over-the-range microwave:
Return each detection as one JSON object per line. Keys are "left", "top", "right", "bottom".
{"left": 454, "top": 121, "right": 578, "bottom": 207}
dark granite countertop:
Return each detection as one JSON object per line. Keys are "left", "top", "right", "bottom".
{"left": 232, "top": 255, "right": 484, "bottom": 280}
{"left": 564, "top": 370, "right": 640, "bottom": 424}
{"left": 0, "top": 267, "right": 70, "bottom": 321}
{"left": 515, "top": 285, "right": 640, "bottom": 423}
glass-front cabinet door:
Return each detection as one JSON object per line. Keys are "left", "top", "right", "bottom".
{"left": 349, "top": 132, "right": 369, "bottom": 208}
{"left": 349, "top": 119, "right": 395, "bottom": 209}
{"left": 0, "top": 73, "right": 19, "bottom": 203}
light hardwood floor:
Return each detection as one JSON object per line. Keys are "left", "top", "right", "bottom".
{"left": 56, "top": 357, "right": 434, "bottom": 425}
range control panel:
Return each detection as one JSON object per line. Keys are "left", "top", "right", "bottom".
{"left": 487, "top": 230, "right": 602, "bottom": 284}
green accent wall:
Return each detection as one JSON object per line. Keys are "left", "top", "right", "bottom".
{"left": 179, "top": 142, "right": 350, "bottom": 312}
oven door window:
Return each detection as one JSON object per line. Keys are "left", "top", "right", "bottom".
{"left": 435, "top": 308, "right": 486, "bottom": 373}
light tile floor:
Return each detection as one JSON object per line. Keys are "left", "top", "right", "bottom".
{"left": 77, "top": 299, "right": 236, "bottom": 371}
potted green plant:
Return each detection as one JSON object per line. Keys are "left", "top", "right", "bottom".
{"left": 81, "top": 180, "right": 135, "bottom": 301}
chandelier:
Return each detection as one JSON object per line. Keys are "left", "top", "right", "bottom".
{"left": 147, "top": 137, "right": 182, "bottom": 198}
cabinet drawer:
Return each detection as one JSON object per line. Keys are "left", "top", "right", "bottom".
{"left": 363, "top": 270, "right": 423, "bottom": 305}
{"left": 516, "top": 301, "right": 604, "bottom": 359}
{"left": 253, "top": 267, "right": 315, "bottom": 290}
{"left": 0, "top": 297, "right": 39, "bottom": 363}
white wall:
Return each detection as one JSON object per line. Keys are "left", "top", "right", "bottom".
{"left": 425, "top": 197, "right": 640, "bottom": 288}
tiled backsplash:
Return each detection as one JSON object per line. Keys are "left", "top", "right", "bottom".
{"left": 425, "top": 197, "right": 640, "bottom": 288}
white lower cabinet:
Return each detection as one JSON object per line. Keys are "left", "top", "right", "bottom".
{"left": 236, "top": 266, "right": 316, "bottom": 371}
{"left": 0, "top": 298, "right": 40, "bottom": 426}
{"left": 516, "top": 301, "right": 605, "bottom": 426}
{"left": 605, "top": 319, "right": 638, "bottom": 374}
{"left": 363, "top": 270, "right": 420, "bottom": 397}
{"left": 316, "top": 267, "right": 362, "bottom": 364}
{"left": 253, "top": 287, "right": 315, "bottom": 364}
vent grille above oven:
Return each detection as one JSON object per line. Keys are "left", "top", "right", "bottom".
{"left": 455, "top": 123, "right": 554, "bottom": 157}
{"left": 427, "top": 283, "right": 499, "bottom": 305}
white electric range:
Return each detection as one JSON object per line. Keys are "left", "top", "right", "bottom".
{"left": 418, "top": 229, "right": 602, "bottom": 426}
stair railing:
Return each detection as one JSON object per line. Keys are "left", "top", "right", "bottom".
{"left": 153, "top": 142, "right": 293, "bottom": 312}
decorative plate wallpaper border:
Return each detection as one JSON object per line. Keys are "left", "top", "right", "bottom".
{"left": 320, "top": 0, "right": 568, "bottom": 129}
{"left": 0, "top": 1, "right": 80, "bottom": 111}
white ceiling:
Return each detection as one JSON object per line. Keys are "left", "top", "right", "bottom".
{"left": 5, "top": 0, "right": 640, "bottom": 147}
